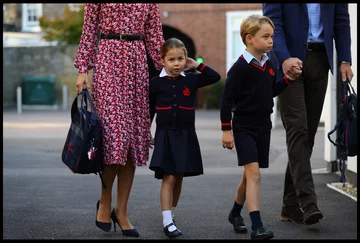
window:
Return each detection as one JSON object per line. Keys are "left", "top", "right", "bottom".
{"left": 226, "top": 10, "right": 262, "bottom": 72}
{"left": 22, "top": 4, "right": 43, "bottom": 32}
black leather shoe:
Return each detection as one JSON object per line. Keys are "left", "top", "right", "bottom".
{"left": 110, "top": 209, "right": 140, "bottom": 237}
{"left": 96, "top": 200, "right": 111, "bottom": 232}
{"left": 303, "top": 203, "right": 323, "bottom": 225}
{"left": 280, "top": 205, "right": 304, "bottom": 224}
{"left": 228, "top": 211, "right": 247, "bottom": 233}
{"left": 164, "top": 223, "right": 182, "bottom": 238}
{"left": 250, "top": 226, "right": 274, "bottom": 240}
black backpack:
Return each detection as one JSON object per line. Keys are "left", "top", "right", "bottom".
{"left": 327, "top": 80, "right": 357, "bottom": 185}
{"left": 62, "top": 89, "right": 106, "bottom": 188}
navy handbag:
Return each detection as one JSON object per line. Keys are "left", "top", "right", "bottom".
{"left": 62, "top": 88, "right": 105, "bottom": 187}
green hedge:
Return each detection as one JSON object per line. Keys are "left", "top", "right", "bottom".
{"left": 205, "top": 79, "right": 225, "bottom": 109}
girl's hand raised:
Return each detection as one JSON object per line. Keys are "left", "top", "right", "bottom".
{"left": 184, "top": 57, "right": 200, "bottom": 72}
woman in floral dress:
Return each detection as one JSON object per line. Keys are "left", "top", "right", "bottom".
{"left": 74, "top": 3, "right": 164, "bottom": 236}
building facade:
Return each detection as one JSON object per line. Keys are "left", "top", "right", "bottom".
{"left": 3, "top": 3, "right": 81, "bottom": 46}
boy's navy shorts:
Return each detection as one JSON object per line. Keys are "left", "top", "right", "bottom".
{"left": 233, "top": 123, "right": 272, "bottom": 168}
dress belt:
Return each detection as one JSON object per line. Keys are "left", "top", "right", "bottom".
{"left": 100, "top": 33, "right": 144, "bottom": 41}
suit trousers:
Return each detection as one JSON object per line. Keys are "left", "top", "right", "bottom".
{"left": 278, "top": 49, "right": 329, "bottom": 208}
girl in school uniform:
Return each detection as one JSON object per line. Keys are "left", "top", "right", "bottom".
{"left": 149, "top": 38, "right": 221, "bottom": 238}
{"left": 220, "top": 14, "right": 300, "bottom": 240}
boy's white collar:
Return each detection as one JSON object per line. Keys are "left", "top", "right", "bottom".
{"left": 242, "top": 49, "right": 268, "bottom": 64}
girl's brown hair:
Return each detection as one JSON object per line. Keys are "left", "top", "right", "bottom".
{"left": 160, "top": 38, "right": 188, "bottom": 59}
{"left": 240, "top": 14, "right": 274, "bottom": 46}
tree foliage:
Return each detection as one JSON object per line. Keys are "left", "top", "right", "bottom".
{"left": 39, "top": 5, "right": 84, "bottom": 45}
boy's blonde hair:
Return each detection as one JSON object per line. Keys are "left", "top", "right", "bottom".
{"left": 240, "top": 14, "right": 274, "bottom": 46}
{"left": 160, "top": 38, "right": 188, "bottom": 59}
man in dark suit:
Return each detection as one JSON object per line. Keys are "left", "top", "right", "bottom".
{"left": 262, "top": 3, "right": 354, "bottom": 225}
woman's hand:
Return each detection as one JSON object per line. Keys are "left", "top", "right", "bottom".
{"left": 149, "top": 135, "right": 155, "bottom": 149}
{"left": 222, "top": 130, "right": 234, "bottom": 150}
{"left": 76, "top": 73, "right": 91, "bottom": 94}
{"left": 184, "top": 57, "right": 200, "bottom": 72}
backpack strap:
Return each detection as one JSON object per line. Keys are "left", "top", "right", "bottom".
{"left": 346, "top": 80, "right": 357, "bottom": 97}
{"left": 327, "top": 122, "right": 341, "bottom": 147}
{"left": 339, "top": 157, "right": 347, "bottom": 187}
{"left": 327, "top": 84, "right": 348, "bottom": 147}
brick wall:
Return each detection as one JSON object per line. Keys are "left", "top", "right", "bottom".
{"left": 158, "top": 4, "right": 261, "bottom": 107}
{"left": 3, "top": 3, "right": 262, "bottom": 109}
{"left": 158, "top": 3, "right": 262, "bottom": 78}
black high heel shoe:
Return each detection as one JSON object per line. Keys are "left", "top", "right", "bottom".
{"left": 96, "top": 200, "right": 111, "bottom": 232}
{"left": 110, "top": 209, "right": 140, "bottom": 237}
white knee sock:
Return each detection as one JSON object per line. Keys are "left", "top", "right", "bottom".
{"left": 162, "top": 210, "right": 177, "bottom": 232}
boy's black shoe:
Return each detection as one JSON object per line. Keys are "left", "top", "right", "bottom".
{"left": 250, "top": 226, "right": 274, "bottom": 240}
{"left": 280, "top": 205, "right": 304, "bottom": 224}
{"left": 228, "top": 211, "right": 247, "bottom": 233}
{"left": 163, "top": 223, "right": 182, "bottom": 238}
{"left": 303, "top": 203, "right": 323, "bottom": 225}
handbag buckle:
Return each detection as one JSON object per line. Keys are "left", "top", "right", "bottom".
{"left": 119, "top": 34, "right": 127, "bottom": 41}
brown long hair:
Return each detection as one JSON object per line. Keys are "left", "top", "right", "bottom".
{"left": 160, "top": 38, "right": 188, "bottom": 59}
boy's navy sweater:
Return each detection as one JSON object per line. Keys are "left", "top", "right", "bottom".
{"left": 220, "top": 55, "right": 290, "bottom": 130}
{"left": 150, "top": 63, "right": 221, "bottom": 130}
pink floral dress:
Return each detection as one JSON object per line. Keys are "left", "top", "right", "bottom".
{"left": 74, "top": 3, "right": 164, "bottom": 166}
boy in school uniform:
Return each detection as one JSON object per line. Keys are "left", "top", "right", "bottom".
{"left": 220, "top": 14, "right": 300, "bottom": 240}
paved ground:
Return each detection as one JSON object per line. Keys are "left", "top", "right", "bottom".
{"left": 3, "top": 109, "right": 357, "bottom": 239}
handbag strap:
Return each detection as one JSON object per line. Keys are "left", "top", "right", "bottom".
{"left": 345, "top": 79, "right": 356, "bottom": 96}
{"left": 80, "top": 88, "right": 98, "bottom": 114}
{"left": 79, "top": 89, "right": 98, "bottom": 130}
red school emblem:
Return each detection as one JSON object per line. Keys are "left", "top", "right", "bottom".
{"left": 183, "top": 87, "right": 191, "bottom": 96}
{"left": 269, "top": 68, "right": 275, "bottom": 76}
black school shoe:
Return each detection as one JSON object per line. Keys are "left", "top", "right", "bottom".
{"left": 228, "top": 210, "right": 248, "bottom": 233}
{"left": 250, "top": 226, "right": 274, "bottom": 240}
{"left": 163, "top": 223, "right": 182, "bottom": 238}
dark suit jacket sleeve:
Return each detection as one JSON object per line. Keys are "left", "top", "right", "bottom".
{"left": 262, "top": 4, "right": 290, "bottom": 67}
{"left": 334, "top": 4, "right": 352, "bottom": 65}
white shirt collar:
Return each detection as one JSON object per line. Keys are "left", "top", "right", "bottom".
{"left": 159, "top": 67, "right": 186, "bottom": 78}
{"left": 242, "top": 49, "right": 269, "bottom": 67}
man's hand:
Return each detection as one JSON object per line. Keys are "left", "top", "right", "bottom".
{"left": 340, "top": 62, "right": 354, "bottom": 82}
{"left": 222, "top": 130, "right": 234, "bottom": 150}
{"left": 282, "top": 58, "right": 303, "bottom": 80}
{"left": 76, "top": 73, "right": 91, "bottom": 94}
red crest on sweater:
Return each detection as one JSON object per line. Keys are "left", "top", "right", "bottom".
{"left": 183, "top": 87, "right": 190, "bottom": 96}
{"left": 269, "top": 68, "right": 275, "bottom": 76}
